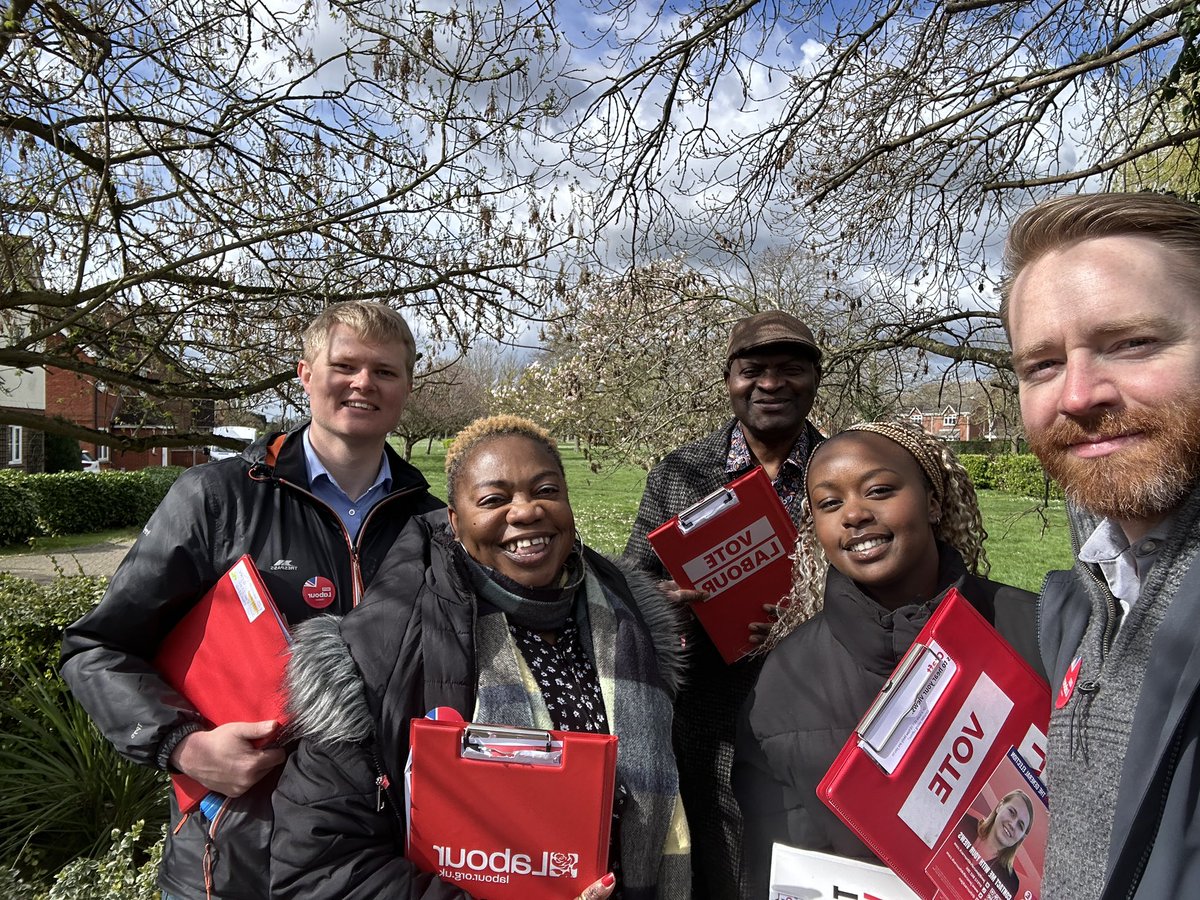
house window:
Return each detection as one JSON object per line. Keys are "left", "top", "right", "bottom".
{"left": 98, "top": 444, "right": 110, "bottom": 462}
{"left": 943, "top": 413, "right": 957, "bottom": 426}
{"left": 8, "top": 425, "right": 22, "bottom": 465}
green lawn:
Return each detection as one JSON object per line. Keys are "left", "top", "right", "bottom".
{"left": 404, "top": 443, "right": 1073, "bottom": 594}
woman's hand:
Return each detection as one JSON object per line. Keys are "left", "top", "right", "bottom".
{"left": 573, "top": 872, "right": 615, "bottom": 900}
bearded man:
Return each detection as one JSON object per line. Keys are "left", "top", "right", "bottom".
{"left": 1003, "top": 192, "right": 1200, "bottom": 900}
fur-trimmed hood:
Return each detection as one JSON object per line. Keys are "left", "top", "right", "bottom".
{"left": 284, "top": 516, "right": 686, "bottom": 748}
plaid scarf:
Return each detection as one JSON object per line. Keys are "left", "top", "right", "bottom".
{"left": 474, "top": 561, "right": 690, "bottom": 900}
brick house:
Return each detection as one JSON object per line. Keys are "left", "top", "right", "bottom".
{"left": 0, "top": 363, "right": 46, "bottom": 472}
{"left": 904, "top": 405, "right": 988, "bottom": 441}
{"left": 44, "top": 357, "right": 215, "bottom": 471}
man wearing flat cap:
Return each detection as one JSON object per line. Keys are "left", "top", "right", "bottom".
{"left": 625, "top": 310, "right": 824, "bottom": 900}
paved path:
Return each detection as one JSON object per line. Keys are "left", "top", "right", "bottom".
{"left": 0, "top": 537, "right": 136, "bottom": 584}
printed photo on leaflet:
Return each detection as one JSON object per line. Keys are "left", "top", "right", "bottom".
{"left": 926, "top": 747, "right": 1049, "bottom": 900}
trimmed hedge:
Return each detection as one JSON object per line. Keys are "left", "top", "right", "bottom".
{"left": 959, "top": 454, "right": 992, "bottom": 490}
{"left": 959, "top": 453, "right": 1064, "bottom": 500}
{"left": 0, "top": 574, "right": 107, "bottom": 683}
{"left": 989, "top": 454, "right": 1065, "bottom": 501}
{"left": 0, "top": 476, "right": 40, "bottom": 546}
{"left": 0, "top": 468, "right": 182, "bottom": 545}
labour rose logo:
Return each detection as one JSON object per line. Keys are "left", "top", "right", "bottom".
{"left": 548, "top": 852, "right": 578, "bottom": 878}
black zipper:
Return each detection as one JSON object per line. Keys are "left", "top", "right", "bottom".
{"left": 1118, "top": 717, "right": 1186, "bottom": 900}
{"left": 368, "top": 744, "right": 407, "bottom": 834}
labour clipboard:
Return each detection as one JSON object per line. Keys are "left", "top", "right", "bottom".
{"left": 647, "top": 466, "right": 797, "bottom": 663}
{"left": 405, "top": 712, "right": 618, "bottom": 899}
{"left": 154, "top": 554, "right": 292, "bottom": 812}
{"left": 817, "top": 588, "right": 1050, "bottom": 900}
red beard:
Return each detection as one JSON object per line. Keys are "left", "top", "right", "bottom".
{"left": 1028, "top": 401, "right": 1200, "bottom": 520}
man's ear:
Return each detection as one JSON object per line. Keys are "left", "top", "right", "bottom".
{"left": 297, "top": 359, "right": 312, "bottom": 396}
{"left": 447, "top": 507, "right": 459, "bottom": 540}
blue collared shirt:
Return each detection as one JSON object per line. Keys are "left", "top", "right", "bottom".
{"left": 302, "top": 430, "right": 391, "bottom": 542}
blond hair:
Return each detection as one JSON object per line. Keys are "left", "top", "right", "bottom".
{"left": 444, "top": 415, "right": 564, "bottom": 508}
{"left": 1000, "top": 192, "right": 1200, "bottom": 333}
{"left": 763, "top": 422, "right": 988, "bottom": 650}
{"left": 301, "top": 301, "right": 417, "bottom": 379}
{"left": 978, "top": 789, "right": 1035, "bottom": 874}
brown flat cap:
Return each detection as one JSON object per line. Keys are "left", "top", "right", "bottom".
{"left": 727, "top": 310, "right": 821, "bottom": 363}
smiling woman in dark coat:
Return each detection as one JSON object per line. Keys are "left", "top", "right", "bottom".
{"left": 733, "top": 423, "right": 1045, "bottom": 897}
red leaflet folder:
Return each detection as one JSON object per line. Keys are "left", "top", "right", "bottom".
{"left": 405, "top": 716, "right": 618, "bottom": 899}
{"left": 153, "top": 555, "right": 291, "bottom": 812}
{"left": 817, "top": 588, "right": 1050, "bottom": 900}
{"left": 647, "top": 466, "right": 797, "bottom": 662}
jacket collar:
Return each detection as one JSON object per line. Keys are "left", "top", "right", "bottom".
{"left": 823, "top": 544, "right": 969, "bottom": 678}
{"left": 247, "top": 422, "right": 431, "bottom": 496}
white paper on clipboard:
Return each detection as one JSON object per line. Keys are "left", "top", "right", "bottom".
{"left": 857, "top": 639, "right": 957, "bottom": 774}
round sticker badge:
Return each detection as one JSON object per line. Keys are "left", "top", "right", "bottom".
{"left": 302, "top": 575, "right": 336, "bottom": 609}
{"left": 1056, "top": 655, "right": 1083, "bottom": 710}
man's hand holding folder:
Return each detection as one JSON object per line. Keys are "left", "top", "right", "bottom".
{"left": 656, "top": 579, "right": 780, "bottom": 650}
{"left": 154, "top": 555, "right": 292, "bottom": 811}
{"left": 170, "top": 719, "right": 285, "bottom": 798}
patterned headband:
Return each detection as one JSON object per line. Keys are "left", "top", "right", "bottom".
{"left": 840, "top": 421, "right": 949, "bottom": 502}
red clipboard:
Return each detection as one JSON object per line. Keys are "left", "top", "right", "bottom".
{"left": 647, "top": 466, "right": 797, "bottom": 662}
{"left": 154, "top": 554, "right": 291, "bottom": 812}
{"left": 405, "top": 715, "right": 617, "bottom": 899}
{"left": 817, "top": 588, "right": 1050, "bottom": 900}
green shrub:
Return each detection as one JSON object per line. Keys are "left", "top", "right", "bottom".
{"left": 989, "top": 454, "right": 1065, "bottom": 501}
{"left": 0, "top": 476, "right": 40, "bottom": 545}
{"left": 23, "top": 470, "right": 180, "bottom": 538}
{"left": 43, "top": 431, "right": 82, "bottom": 475}
{"left": 44, "top": 821, "right": 163, "bottom": 899}
{"left": 0, "top": 865, "right": 37, "bottom": 899}
{"left": 959, "top": 454, "right": 992, "bottom": 490}
{"left": 0, "top": 575, "right": 166, "bottom": 885}
{"left": 0, "top": 575, "right": 109, "bottom": 773}
{"left": 0, "top": 574, "right": 107, "bottom": 684}
{"left": 0, "top": 663, "right": 168, "bottom": 877}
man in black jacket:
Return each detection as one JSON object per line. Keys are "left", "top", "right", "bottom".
{"left": 60, "top": 301, "right": 444, "bottom": 900}
{"left": 625, "top": 310, "right": 824, "bottom": 900}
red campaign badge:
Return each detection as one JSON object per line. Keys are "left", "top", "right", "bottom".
{"left": 302, "top": 576, "right": 336, "bottom": 609}
{"left": 1056, "top": 655, "right": 1083, "bottom": 710}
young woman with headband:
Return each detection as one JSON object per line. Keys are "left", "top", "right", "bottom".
{"left": 733, "top": 422, "right": 1045, "bottom": 895}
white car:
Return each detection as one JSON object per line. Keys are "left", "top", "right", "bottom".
{"left": 81, "top": 451, "right": 101, "bottom": 473}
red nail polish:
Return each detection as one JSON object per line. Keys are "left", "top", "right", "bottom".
{"left": 601, "top": 872, "right": 615, "bottom": 887}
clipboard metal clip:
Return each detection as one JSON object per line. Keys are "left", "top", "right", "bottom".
{"left": 677, "top": 484, "right": 741, "bottom": 534}
{"left": 856, "top": 642, "right": 941, "bottom": 753}
{"left": 461, "top": 724, "right": 563, "bottom": 767}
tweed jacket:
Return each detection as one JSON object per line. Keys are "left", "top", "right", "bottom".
{"left": 624, "top": 416, "right": 823, "bottom": 900}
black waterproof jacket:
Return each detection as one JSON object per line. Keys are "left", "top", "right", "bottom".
{"left": 59, "top": 424, "right": 443, "bottom": 900}
{"left": 733, "top": 550, "right": 1045, "bottom": 897}
{"left": 271, "top": 511, "right": 688, "bottom": 900}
